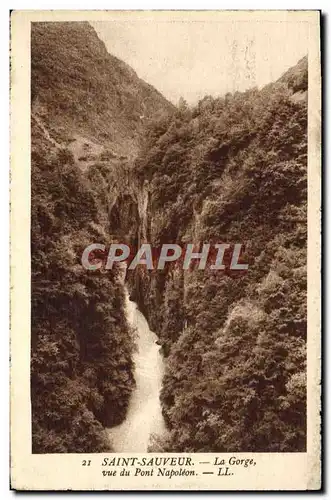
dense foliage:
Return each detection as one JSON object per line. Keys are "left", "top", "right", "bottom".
{"left": 30, "top": 118, "right": 137, "bottom": 453}
{"left": 134, "top": 57, "right": 308, "bottom": 452}
{"left": 31, "top": 19, "right": 308, "bottom": 453}
{"left": 30, "top": 22, "right": 174, "bottom": 453}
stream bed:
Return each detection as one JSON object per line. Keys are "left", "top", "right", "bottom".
{"left": 108, "top": 291, "right": 166, "bottom": 452}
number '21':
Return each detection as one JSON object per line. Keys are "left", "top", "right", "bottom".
{"left": 82, "top": 460, "right": 91, "bottom": 466}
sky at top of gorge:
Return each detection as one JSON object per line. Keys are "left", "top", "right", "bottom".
{"left": 92, "top": 17, "right": 308, "bottom": 105}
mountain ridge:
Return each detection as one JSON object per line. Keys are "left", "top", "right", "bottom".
{"left": 31, "top": 21, "right": 174, "bottom": 160}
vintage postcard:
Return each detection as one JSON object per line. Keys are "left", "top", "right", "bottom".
{"left": 10, "top": 10, "right": 321, "bottom": 491}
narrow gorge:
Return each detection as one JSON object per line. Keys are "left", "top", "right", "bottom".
{"left": 31, "top": 21, "right": 307, "bottom": 453}
{"left": 108, "top": 289, "right": 166, "bottom": 452}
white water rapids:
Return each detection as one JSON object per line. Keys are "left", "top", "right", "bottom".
{"left": 107, "top": 290, "right": 166, "bottom": 452}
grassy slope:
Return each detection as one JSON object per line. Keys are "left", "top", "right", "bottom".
{"left": 31, "top": 22, "right": 174, "bottom": 155}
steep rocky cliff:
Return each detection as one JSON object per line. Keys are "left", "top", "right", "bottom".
{"left": 132, "top": 57, "right": 308, "bottom": 452}
{"left": 31, "top": 22, "right": 173, "bottom": 453}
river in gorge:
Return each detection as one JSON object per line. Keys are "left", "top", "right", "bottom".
{"left": 107, "top": 290, "right": 166, "bottom": 452}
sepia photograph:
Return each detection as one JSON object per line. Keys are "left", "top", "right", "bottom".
{"left": 10, "top": 9, "right": 321, "bottom": 490}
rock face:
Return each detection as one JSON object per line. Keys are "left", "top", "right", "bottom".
{"left": 31, "top": 20, "right": 174, "bottom": 248}
{"left": 132, "top": 57, "right": 308, "bottom": 453}
{"left": 31, "top": 20, "right": 175, "bottom": 253}
{"left": 30, "top": 22, "right": 173, "bottom": 453}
